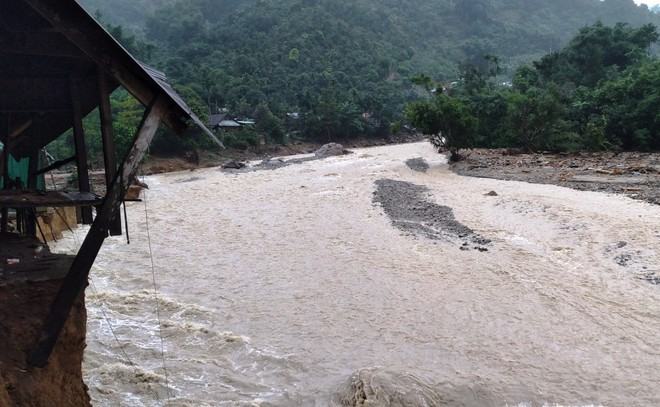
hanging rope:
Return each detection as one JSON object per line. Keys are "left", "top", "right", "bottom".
{"left": 142, "top": 186, "right": 172, "bottom": 399}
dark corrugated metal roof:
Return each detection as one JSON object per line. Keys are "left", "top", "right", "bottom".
{"left": 208, "top": 113, "right": 228, "bottom": 127}
{"left": 139, "top": 63, "right": 223, "bottom": 147}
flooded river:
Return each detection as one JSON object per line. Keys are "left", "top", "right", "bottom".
{"left": 53, "top": 142, "right": 660, "bottom": 406}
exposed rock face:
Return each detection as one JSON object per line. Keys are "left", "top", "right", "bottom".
{"left": 333, "top": 368, "right": 445, "bottom": 406}
{"left": 0, "top": 280, "right": 90, "bottom": 406}
{"left": 314, "top": 143, "right": 348, "bottom": 158}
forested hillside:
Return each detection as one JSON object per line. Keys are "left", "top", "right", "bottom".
{"left": 75, "top": 0, "right": 660, "bottom": 153}
{"left": 406, "top": 23, "right": 660, "bottom": 155}
{"left": 81, "top": 0, "right": 175, "bottom": 30}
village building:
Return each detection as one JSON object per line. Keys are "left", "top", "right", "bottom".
{"left": 217, "top": 119, "right": 243, "bottom": 131}
{"left": 0, "top": 1, "right": 218, "bottom": 405}
{"left": 208, "top": 112, "right": 257, "bottom": 133}
{"left": 208, "top": 112, "right": 229, "bottom": 129}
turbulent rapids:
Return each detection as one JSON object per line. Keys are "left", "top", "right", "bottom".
{"left": 52, "top": 142, "right": 660, "bottom": 406}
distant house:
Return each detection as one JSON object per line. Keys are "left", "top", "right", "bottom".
{"left": 208, "top": 113, "right": 228, "bottom": 128}
{"left": 208, "top": 113, "right": 256, "bottom": 132}
{"left": 217, "top": 119, "right": 242, "bottom": 131}
{"left": 208, "top": 113, "right": 241, "bottom": 132}
{"left": 236, "top": 119, "right": 256, "bottom": 127}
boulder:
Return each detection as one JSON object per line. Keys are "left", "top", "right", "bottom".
{"left": 314, "top": 143, "right": 348, "bottom": 158}
{"left": 222, "top": 160, "right": 247, "bottom": 170}
{"left": 333, "top": 368, "right": 445, "bottom": 407}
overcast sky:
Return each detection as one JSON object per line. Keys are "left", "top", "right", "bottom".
{"left": 636, "top": 0, "right": 660, "bottom": 6}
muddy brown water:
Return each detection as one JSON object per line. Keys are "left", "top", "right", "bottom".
{"left": 52, "top": 143, "right": 660, "bottom": 406}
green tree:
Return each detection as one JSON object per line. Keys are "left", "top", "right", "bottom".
{"left": 254, "top": 104, "right": 285, "bottom": 144}
{"left": 504, "top": 87, "right": 565, "bottom": 152}
{"left": 405, "top": 94, "right": 476, "bottom": 160}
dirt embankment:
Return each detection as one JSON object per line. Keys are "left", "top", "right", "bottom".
{"left": 452, "top": 149, "right": 660, "bottom": 205}
{"left": 0, "top": 281, "right": 90, "bottom": 406}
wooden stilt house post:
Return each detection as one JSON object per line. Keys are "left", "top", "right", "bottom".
{"left": 70, "top": 78, "right": 93, "bottom": 225}
{"left": 98, "top": 68, "right": 122, "bottom": 236}
{"left": 1, "top": 119, "right": 11, "bottom": 234}
{"left": 28, "top": 97, "right": 167, "bottom": 367}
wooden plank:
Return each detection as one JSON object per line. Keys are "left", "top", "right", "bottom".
{"left": 8, "top": 120, "right": 33, "bottom": 140}
{"left": 33, "top": 155, "right": 76, "bottom": 177}
{"left": 98, "top": 69, "right": 122, "bottom": 236}
{"left": 0, "top": 191, "right": 102, "bottom": 208}
{"left": 0, "top": 234, "right": 74, "bottom": 285}
{"left": 27, "top": 97, "right": 167, "bottom": 368}
{"left": 70, "top": 78, "right": 93, "bottom": 224}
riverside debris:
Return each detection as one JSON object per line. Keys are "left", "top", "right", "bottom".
{"left": 373, "top": 179, "right": 491, "bottom": 250}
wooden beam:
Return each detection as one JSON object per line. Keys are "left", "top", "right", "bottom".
{"left": 1, "top": 116, "right": 12, "bottom": 233}
{"left": 0, "top": 135, "right": 9, "bottom": 233}
{"left": 98, "top": 69, "right": 122, "bottom": 236}
{"left": 9, "top": 119, "right": 33, "bottom": 139}
{"left": 70, "top": 78, "right": 93, "bottom": 225}
{"left": 0, "top": 109, "right": 71, "bottom": 114}
{"left": 27, "top": 97, "right": 167, "bottom": 368}
{"left": 33, "top": 155, "right": 76, "bottom": 177}
{"left": 0, "top": 191, "right": 102, "bottom": 209}
{"left": 26, "top": 149, "right": 39, "bottom": 236}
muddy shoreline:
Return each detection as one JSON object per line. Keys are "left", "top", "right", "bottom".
{"left": 452, "top": 149, "right": 660, "bottom": 205}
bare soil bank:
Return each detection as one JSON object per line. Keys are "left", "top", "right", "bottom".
{"left": 0, "top": 280, "right": 90, "bottom": 406}
{"left": 452, "top": 149, "right": 660, "bottom": 205}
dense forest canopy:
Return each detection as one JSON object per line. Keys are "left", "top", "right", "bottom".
{"left": 67, "top": 0, "right": 660, "bottom": 159}
{"left": 406, "top": 23, "right": 660, "bottom": 155}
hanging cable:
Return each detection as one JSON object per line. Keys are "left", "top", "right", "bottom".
{"left": 142, "top": 186, "right": 171, "bottom": 399}
{"left": 87, "top": 279, "right": 135, "bottom": 367}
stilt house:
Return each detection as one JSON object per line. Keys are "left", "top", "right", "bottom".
{"left": 0, "top": 0, "right": 219, "bottom": 369}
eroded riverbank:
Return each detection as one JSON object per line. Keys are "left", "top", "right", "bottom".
{"left": 52, "top": 142, "right": 660, "bottom": 406}
{"left": 452, "top": 149, "right": 660, "bottom": 205}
